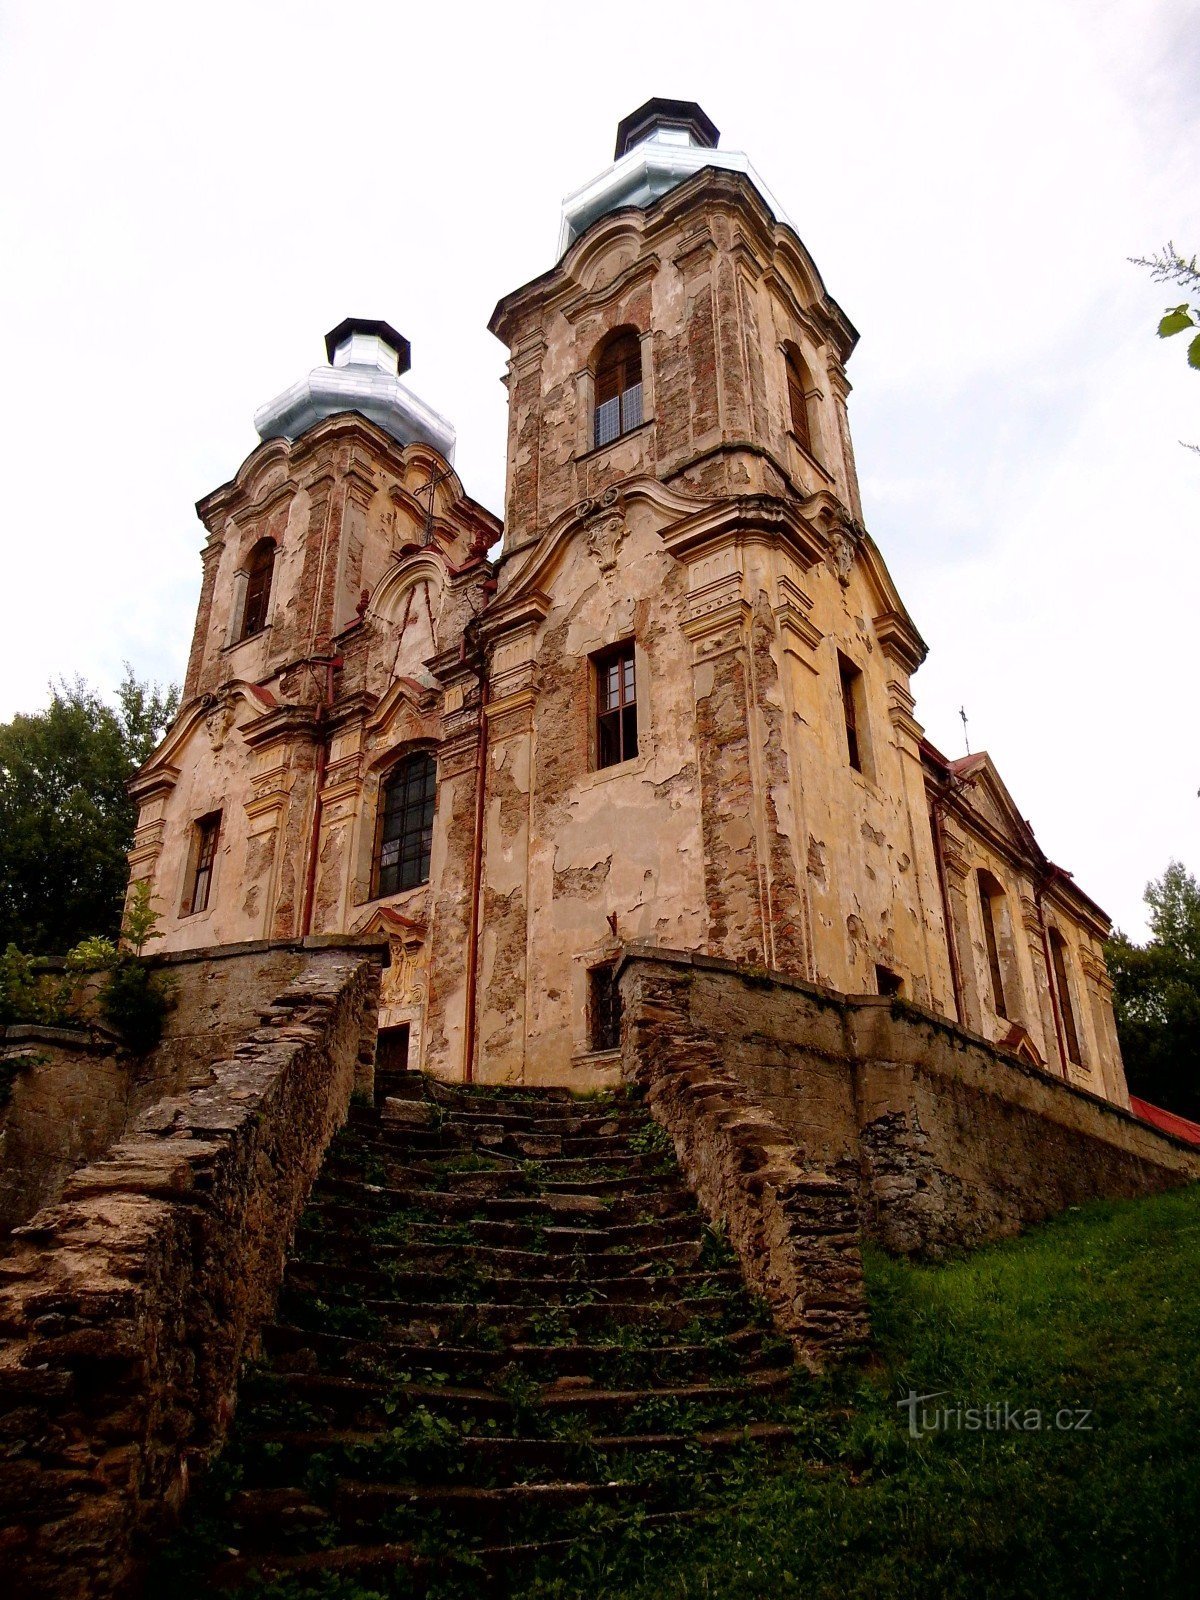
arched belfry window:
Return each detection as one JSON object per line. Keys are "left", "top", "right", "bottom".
{"left": 594, "top": 330, "right": 643, "bottom": 448}
{"left": 374, "top": 751, "right": 436, "bottom": 898}
{"left": 784, "top": 346, "right": 813, "bottom": 457}
{"left": 238, "top": 538, "right": 276, "bottom": 642}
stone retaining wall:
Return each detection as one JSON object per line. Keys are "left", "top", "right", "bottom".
{"left": 617, "top": 948, "right": 1200, "bottom": 1357}
{"left": 0, "top": 946, "right": 382, "bottom": 1600}
{"left": 0, "top": 1030, "right": 130, "bottom": 1237}
{"left": 618, "top": 957, "right": 869, "bottom": 1368}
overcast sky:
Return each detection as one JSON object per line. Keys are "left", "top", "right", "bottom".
{"left": 1, "top": 0, "right": 1196, "bottom": 937}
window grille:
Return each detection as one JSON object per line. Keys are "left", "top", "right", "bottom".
{"left": 594, "top": 331, "right": 644, "bottom": 448}
{"left": 376, "top": 753, "right": 436, "bottom": 897}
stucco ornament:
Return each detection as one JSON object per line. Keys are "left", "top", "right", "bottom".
{"left": 586, "top": 510, "right": 627, "bottom": 574}
{"left": 382, "top": 937, "right": 427, "bottom": 1008}
{"left": 581, "top": 487, "right": 627, "bottom": 573}
{"left": 202, "top": 692, "right": 237, "bottom": 752}
{"left": 827, "top": 522, "right": 862, "bottom": 587}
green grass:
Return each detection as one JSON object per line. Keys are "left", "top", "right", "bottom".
{"left": 525, "top": 1185, "right": 1200, "bottom": 1600}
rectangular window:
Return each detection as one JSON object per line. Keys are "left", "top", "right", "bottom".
{"left": 838, "top": 652, "right": 867, "bottom": 775}
{"left": 594, "top": 642, "right": 638, "bottom": 769}
{"left": 1049, "top": 931, "right": 1083, "bottom": 1067}
{"left": 875, "top": 964, "right": 903, "bottom": 998}
{"left": 376, "top": 753, "right": 437, "bottom": 898}
{"left": 979, "top": 877, "right": 1009, "bottom": 1020}
{"left": 589, "top": 963, "right": 622, "bottom": 1051}
{"left": 188, "top": 812, "right": 221, "bottom": 915}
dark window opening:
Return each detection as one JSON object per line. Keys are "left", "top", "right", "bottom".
{"left": 239, "top": 539, "right": 276, "bottom": 641}
{"left": 785, "top": 348, "right": 812, "bottom": 455}
{"left": 1049, "top": 930, "right": 1083, "bottom": 1066}
{"left": 376, "top": 1023, "right": 411, "bottom": 1076}
{"left": 838, "top": 652, "right": 865, "bottom": 775}
{"left": 875, "top": 964, "right": 904, "bottom": 998}
{"left": 375, "top": 752, "right": 436, "bottom": 898}
{"left": 589, "top": 964, "right": 622, "bottom": 1052}
{"left": 188, "top": 812, "right": 221, "bottom": 915}
{"left": 595, "top": 642, "right": 638, "bottom": 769}
{"left": 594, "top": 330, "right": 644, "bottom": 449}
{"left": 978, "top": 871, "right": 1009, "bottom": 1020}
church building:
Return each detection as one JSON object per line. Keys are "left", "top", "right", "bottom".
{"left": 128, "top": 100, "right": 1126, "bottom": 1104}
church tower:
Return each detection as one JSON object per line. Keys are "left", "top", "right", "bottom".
{"left": 479, "top": 99, "right": 955, "bottom": 1082}
{"left": 129, "top": 322, "right": 499, "bottom": 1075}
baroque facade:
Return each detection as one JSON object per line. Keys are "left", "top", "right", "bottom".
{"left": 129, "top": 99, "right": 1126, "bottom": 1102}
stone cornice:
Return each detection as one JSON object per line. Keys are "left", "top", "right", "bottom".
{"left": 489, "top": 167, "right": 859, "bottom": 363}
{"left": 660, "top": 493, "right": 826, "bottom": 569}
{"left": 561, "top": 252, "right": 661, "bottom": 324}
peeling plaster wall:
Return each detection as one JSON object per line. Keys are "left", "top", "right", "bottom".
{"left": 520, "top": 505, "right": 708, "bottom": 1085}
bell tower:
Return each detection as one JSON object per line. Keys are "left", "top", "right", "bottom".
{"left": 490, "top": 97, "right": 866, "bottom": 552}
{"left": 477, "top": 99, "right": 954, "bottom": 1084}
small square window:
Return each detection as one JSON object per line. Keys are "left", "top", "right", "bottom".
{"left": 875, "top": 964, "right": 903, "bottom": 998}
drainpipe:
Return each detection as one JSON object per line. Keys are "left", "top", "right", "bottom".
{"left": 300, "top": 655, "right": 340, "bottom": 938}
{"left": 1035, "top": 866, "right": 1070, "bottom": 1078}
{"left": 930, "top": 794, "right": 965, "bottom": 1022}
{"left": 461, "top": 615, "right": 491, "bottom": 1083}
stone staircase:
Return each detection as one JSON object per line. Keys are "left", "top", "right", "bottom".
{"left": 155, "top": 1071, "right": 802, "bottom": 1596}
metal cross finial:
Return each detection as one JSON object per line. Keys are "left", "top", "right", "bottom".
{"left": 959, "top": 706, "right": 971, "bottom": 756}
{"left": 415, "top": 465, "right": 454, "bottom": 546}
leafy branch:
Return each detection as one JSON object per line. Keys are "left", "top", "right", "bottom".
{"left": 1130, "top": 242, "right": 1200, "bottom": 370}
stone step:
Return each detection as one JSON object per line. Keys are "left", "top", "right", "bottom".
{"left": 282, "top": 1259, "right": 746, "bottom": 1306}
{"left": 290, "top": 1233, "right": 704, "bottom": 1277}
{"left": 238, "top": 1365, "right": 795, "bottom": 1435}
{"left": 350, "top": 1102, "right": 651, "bottom": 1138}
{"left": 310, "top": 1176, "right": 697, "bottom": 1224}
{"left": 302, "top": 1202, "right": 703, "bottom": 1251}
{"left": 276, "top": 1294, "right": 764, "bottom": 1346}
{"left": 261, "top": 1322, "right": 780, "bottom": 1385}
{"left": 232, "top": 1418, "right": 802, "bottom": 1493}
{"left": 336, "top": 1131, "right": 662, "bottom": 1166}
{"left": 223, "top": 1475, "right": 663, "bottom": 1556}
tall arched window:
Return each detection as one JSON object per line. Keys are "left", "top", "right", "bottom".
{"left": 1048, "top": 928, "right": 1083, "bottom": 1067}
{"left": 594, "top": 330, "right": 643, "bottom": 448}
{"left": 977, "top": 869, "right": 1010, "bottom": 1020}
{"left": 238, "top": 538, "right": 276, "bottom": 641}
{"left": 784, "top": 347, "right": 813, "bottom": 456}
{"left": 374, "top": 752, "right": 436, "bottom": 897}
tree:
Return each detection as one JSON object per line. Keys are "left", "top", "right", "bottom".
{"left": 0, "top": 669, "right": 178, "bottom": 954}
{"left": 1130, "top": 242, "right": 1200, "bottom": 371}
{"left": 1107, "top": 861, "right": 1200, "bottom": 1123}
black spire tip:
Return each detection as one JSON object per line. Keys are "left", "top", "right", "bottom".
{"left": 324, "top": 318, "right": 412, "bottom": 373}
{"left": 614, "top": 98, "right": 720, "bottom": 160}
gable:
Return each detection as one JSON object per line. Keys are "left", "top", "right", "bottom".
{"left": 951, "top": 754, "right": 1042, "bottom": 863}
